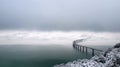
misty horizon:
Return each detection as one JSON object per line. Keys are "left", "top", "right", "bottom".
{"left": 0, "top": 0, "right": 120, "bottom": 45}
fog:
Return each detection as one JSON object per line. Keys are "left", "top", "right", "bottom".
{"left": 0, "top": 30, "right": 119, "bottom": 46}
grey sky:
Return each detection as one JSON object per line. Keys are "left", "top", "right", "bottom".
{"left": 0, "top": 0, "right": 120, "bottom": 32}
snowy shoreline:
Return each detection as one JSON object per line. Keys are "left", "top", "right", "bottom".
{"left": 54, "top": 43, "right": 120, "bottom": 67}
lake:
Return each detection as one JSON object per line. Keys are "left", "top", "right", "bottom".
{"left": 0, "top": 44, "right": 111, "bottom": 67}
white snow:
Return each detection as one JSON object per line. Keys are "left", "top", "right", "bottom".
{"left": 54, "top": 47, "right": 120, "bottom": 67}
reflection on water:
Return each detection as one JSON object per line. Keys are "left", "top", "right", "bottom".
{"left": 0, "top": 45, "right": 93, "bottom": 67}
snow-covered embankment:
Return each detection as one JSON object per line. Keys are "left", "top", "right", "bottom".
{"left": 54, "top": 43, "right": 120, "bottom": 67}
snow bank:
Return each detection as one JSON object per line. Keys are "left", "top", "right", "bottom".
{"left": 54, "top": 43, "right": 120, "bottom": 67}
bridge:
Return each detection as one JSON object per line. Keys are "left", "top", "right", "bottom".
{"left": 73, "top": 39, "right": 103, "bottom": 56}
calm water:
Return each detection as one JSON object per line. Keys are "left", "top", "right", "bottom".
{"left": 0, "top": 44, "right": 111, "bottom": 67}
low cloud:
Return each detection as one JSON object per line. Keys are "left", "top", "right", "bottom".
{"left": 0, "top": 30, "right": 119, "bottom": 45}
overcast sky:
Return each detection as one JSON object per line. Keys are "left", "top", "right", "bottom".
{"left": 0, "top": 0, "right": 120, "bottom": 32}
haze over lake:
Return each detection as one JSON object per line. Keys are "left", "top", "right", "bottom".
{"left": 0, "top": 31, "right": 119, "bottom": 46}
{"left": 0, "top": 0, "right": 120, "bottom": 67}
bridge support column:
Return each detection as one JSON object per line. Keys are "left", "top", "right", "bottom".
{"left": 83, "top": 46, "right": 84, "bottom": 53}
{"left": 92, "top": 49, "right": 94, "bottom": 56}
{"left": 86, "top": 47, "right": 87, "bottom": 55}
{"left": 80, "top": 46, "right": 81, "bottom": 51}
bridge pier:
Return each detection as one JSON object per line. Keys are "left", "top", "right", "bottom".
{"left": 80, "top": 46, "right": 81, "bottom": 51}
{"left": 86, "top": 47, "right": 87, "bottom": 55}
{"left": 83, "top": 46, "right": 84, "bottom": 53}
{"left": 92, "top": 49, "right": 95, "bottom": 56}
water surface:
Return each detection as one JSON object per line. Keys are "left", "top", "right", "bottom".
{"left": 0, "top": 44, "right": 93, "bottom": 67}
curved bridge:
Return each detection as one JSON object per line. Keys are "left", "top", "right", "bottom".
{"left": 73, "top": 39, "right": 103, "bottom": 56}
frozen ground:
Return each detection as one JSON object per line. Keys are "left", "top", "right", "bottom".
{"left": 54, "top": 43, "right": 120, "bottom": 67}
